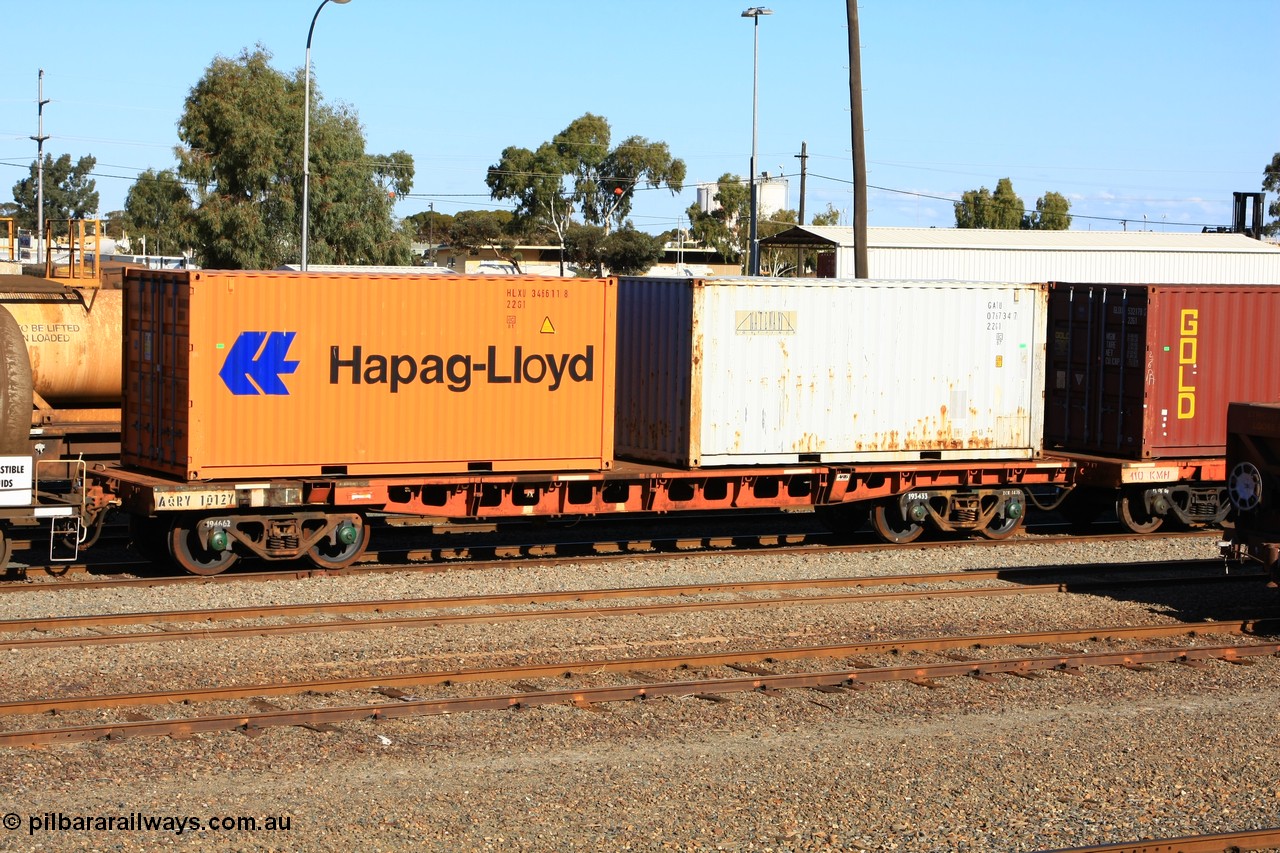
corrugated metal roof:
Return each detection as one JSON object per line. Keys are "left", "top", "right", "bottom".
{"left": 276, "top": 264, "right": 458, "bottom": 274}
{"left": 765, "top": 226, "right": 1280, "bottom": 254}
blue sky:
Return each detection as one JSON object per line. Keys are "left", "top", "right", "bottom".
{"left": 2, "top": 0, "right": 1277, "bottom": 235}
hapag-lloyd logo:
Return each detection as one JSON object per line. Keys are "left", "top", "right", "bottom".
{"left": 217, "top": 333, "right": 596, "bottom": 397}
{"left": 330, "top": 345, "right": 595, "bottom": 393}
{"left": 217, "top": 332, "right": 596, "bottom": 396}
{"left": 219, "top": 331, "right": 299, "bottom": 395}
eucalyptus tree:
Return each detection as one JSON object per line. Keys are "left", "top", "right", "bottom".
{"left": 175, "top": 47, "right": 414, "bottom": 269}
{"left": 686, "top": 173, "right": 750, "bottom": 268}
{"left": 123, "top": 169, "right": 196, "bottom": 257}
{"left": 564, "top": 222, "right": 664, "bottom": 277}
{"left": 487, "top": 113, "right": 686, "bottom": 265}
{"left": 955, "top": 178, "right": 1023, "bottom": 230}
{"left": 447, "top": 209, "right": 524, "bottom": 274}
{"left": 1264, "top": 151, "right": 1280, "bottom": 237}
{"left": 1026, "top": 191, "right": 1072, "bottom": 230}
{"left": 9, "top": 154, "right": 99, "bottom": 229}
{"left": 955, "top": 178, "right": 1070, "bottom": 230}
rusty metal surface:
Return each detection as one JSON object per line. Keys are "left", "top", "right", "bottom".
{"left": 0, "top": 621, "right": 1267, "bottom": 719}
{"left": 0, "top": 527, "right": 1224, "bottom": 590}
{"left": 615, "top": 277, "right": 1048, "bottom": 467}
{"left": 1036, "top": 827, "right": 1280, "bottom": 852}
{"left": 0, "top": 283, "right": 122, "bottom": 406}
{"left": 0, "top": 571, "right": 1260, "bottom": 652}
{"left": 1, "top": 636, "right": 1275, "bottom": 747}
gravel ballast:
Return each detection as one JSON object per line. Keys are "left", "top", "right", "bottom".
{"left": 1, "top": 535, "right": 1277, "bottom": 852}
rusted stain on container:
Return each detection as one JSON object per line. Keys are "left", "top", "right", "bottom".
{"left": 122, "top": 270, "right": 616, "bottom": 479}
{"left": 615, "top": 277, "right": 1046, "bottom": 466}
{"left": 0, "top": 282, "right": 122, "bottom": 405}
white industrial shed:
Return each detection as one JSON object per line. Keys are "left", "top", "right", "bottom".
{"left": 759, "top": 226, "right": 1280, "bottom": 284}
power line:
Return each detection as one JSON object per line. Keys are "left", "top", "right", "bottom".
{"left": 0, "top": 154, "right": 1246, "bottom": 231}
{"left": 807, "top": 171, "right": 1229, "bottom": 230}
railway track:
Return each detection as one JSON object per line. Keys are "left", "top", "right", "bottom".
{"left": 0, "top": 561, "right": 1267, "bottom": 651}
{"left": 1038, "top": 827, "right": 1280, "bottom": 852}
{"left": 1, "top": 624, "right": 1275, "bottom": 747}
{"left": 0, "top": 525, "right": 1225, "bottom": 591}
{"left": 2, "top": 522, "right": 1272, "bottom": 845}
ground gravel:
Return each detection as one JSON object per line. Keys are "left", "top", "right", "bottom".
{"left": 1, "top": 534, "right": 1278, "bottom": 852}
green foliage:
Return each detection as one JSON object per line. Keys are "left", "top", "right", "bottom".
{"left": 758, "top": 208, "right": 798, "bottom": 275}
{"left": 102, "top": 210, "right": 126, "bottom": 240}
{"left": 488, "top": 113, "right": 685, "bottom": 240}
{"left": 955, "top": 177, "right": 1070, "bottom": 230}
{"left": 401, "top": 209, "right": 455, "bottom": 264}
{"left": 563, "top": 222, "right": 607, "bottom": 276}
{"left": 487, "top": 141, "right": 574, "bottom": 245}
{"left": 602, "top": 225, "right": 665, "bottom": 276}
{"left": 1264, "top": 152, "right": 1280, "bottom": 237}
{"left": 401, "top": 209, "right": 454, "bottom": 243}
{"left": 762, "top": 204, "right": 841, "bottom": 276}
{"left": 562, "top": 222, "right": 663, "bottom": 276}
{"left": 810, "top": 204, "right": 842, "bottom": 226}
{"left": 1027, "top": 191, "right": 1072, "bottom": 230}
{"left": 447, "top": 209, "right": 523, "bottom": 273}
{"left": 123, "top": 169, "right": 195, "bottom": 256}
{"left": 9, "top": 154, "right": 100, "bottom": 229}
{"left": 954, "top": 187, "right": 992, "bottom": 229}
{"left": 686, "top": 173, "right": 750, "bottom": 270}
{"left": 174, "top": 46, "right": 413, "bottom": 269}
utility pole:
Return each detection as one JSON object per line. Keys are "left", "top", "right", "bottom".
{"left": 428, "top": 202, "right": 435, "bottom": 265}
{"left": 743, "top": 7, "right": 772, "bottom": 276}
{"left": 31, "top": 69, "right": 50, "bottom": 266}
{"left": 794, "top": 140, "right": 808, "bottom": 276}
{"left": 846, "top": 1, "right": 868, "bottom": 278}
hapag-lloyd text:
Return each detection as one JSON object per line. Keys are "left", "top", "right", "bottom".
{"left": 330, "top": 345, "right": 595, "bottom": 393}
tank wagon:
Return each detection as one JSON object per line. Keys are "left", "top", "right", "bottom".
{"left": 1223, "top": 402, "right": 1280, "bottom": 584}
{"left": 0, "top": 273, "right": 123, "bottom": 461}
{"left": 0, "top": 303, "right": 114, "bottom": 571}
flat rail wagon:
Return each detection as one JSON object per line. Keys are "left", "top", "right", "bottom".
{"left": 93, "top": 454, "right": 1075, "bottom": 574}
{"left": 91, "top": 270, "right": 1076, "bottom": 573}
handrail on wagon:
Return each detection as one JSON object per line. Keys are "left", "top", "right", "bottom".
{"left": 43, "top": 219, "right": 101, "bottom": 284}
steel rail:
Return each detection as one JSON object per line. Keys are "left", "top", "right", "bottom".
{"left": 0, "top": 621, "right": 1271, "bottom": 718}
{"left": 1, "top": 637, "right": 1276, "bottom": 747}
{"left": 0, "top": 559, "right": 1248, "bottom": 634}
{"left": 1036, "top": 826, "right": 1280, "bottom": 852}
{"left": 1, "top": 572, "right": 1264, "bottom": 653}
{"left": 1, "top": 529, "right": 1221, "bottom": 591}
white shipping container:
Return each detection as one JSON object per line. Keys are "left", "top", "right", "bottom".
{"left": 615, "top": 277, "right": 1048, "bottom": 467}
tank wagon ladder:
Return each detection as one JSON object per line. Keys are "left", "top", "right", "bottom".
{"left": 0, "top": 458, "right": 112, "bottom": 571}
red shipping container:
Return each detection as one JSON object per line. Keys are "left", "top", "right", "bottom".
{"left": 121, "top": 270, "right": 616, "bottom": 479}
{"left": 1045, "top": 283, "right": 1280, "bottom": 459}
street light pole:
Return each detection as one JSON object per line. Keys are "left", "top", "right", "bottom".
{"left": 302, "top": 0, "right": 351, "bottom": 272}
{"left": 742, "top": 7, "right": 771, "bottom": 276}
{"left": 31, "top": 69, "right": 50, "bottom": 266}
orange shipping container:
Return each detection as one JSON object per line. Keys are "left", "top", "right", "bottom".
{"left": 121, "top": 270, "right": 616, "bottom": 479}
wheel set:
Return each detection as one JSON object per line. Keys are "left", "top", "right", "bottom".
{"left": 149, "top": 512, "right": 370, "bottom": 575}
{"left": 826, "top": 489, "right": 1027, "bottom": 544}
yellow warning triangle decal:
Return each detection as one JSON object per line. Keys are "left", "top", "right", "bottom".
{"left": 540, "top": 317, "right": 556, "bottom": 334}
